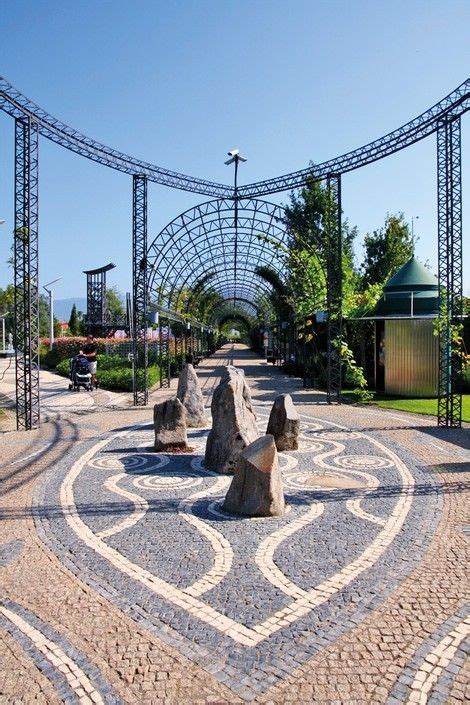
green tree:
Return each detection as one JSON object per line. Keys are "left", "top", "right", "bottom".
{"left": 106, "top": 287, "right": 125, "bottom": 319}
{"left": 0, "top": 285, "right": 15, "bottom": 336}
{"left": 361, "top": 213, "right": 414, "bottom": 287}
{"left": 283, "top": 176, "right": 359, "bottom": 317}
{"left": 68, "top": 304, "right": 80, "bottom": 335}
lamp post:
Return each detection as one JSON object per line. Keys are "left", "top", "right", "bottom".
{"left": 225, "top": 149, "right": 247, "bottom": 306}
{"left": 42, "top": 277, "right": 62, "bottom": 350}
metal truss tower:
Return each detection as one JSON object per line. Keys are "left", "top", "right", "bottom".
{"left": 325, "top": 175, "right": 342, "bottom": 403}
{"left": 14, "top": 117, "right": 40, "bottom": 430}
{"left": 437, "top": 116, "right": 463, "bottom": 427}
{"left": 83, "top": 262, "right": 115, "bottom": 335}
{"left": 132, "top": 175, "right": 148, "bottom": 406}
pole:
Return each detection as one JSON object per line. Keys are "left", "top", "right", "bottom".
{"left": 49, "top": 288, "right": 54, "bottom": 350}
{"left": 234, "top": 155, "right": 238, "bottom": 306}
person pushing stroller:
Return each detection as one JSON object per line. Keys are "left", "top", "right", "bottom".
{"left": 81, "top": 334, "right": 98, "bottom": 388}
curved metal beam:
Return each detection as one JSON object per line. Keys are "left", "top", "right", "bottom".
{"left": 238, "top": 79, "right": 470, "bottom": 196}
{"left": 2, "top": 76, "right": 467, "bottom": 198}
{"left": 0, "top": 76, "right": 232, "bottom": 197}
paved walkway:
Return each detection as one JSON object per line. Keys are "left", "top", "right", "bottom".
{"left": 1, "top": 345, "right": 469, "bottom": 703}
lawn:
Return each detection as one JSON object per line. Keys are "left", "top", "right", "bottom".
{"left": 341, "top": 390, "right": 469, "bottom": 422}
{"left": 373, "top": 394, "right": 470, "bottom": 422}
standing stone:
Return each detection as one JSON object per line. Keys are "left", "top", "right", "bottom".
{"left": 176, "top": 363, "right": 207, "bottom": 428}
{"left": 153, "top": 398, "right": 188, "bottom": 451}
{"left": 266, "top": 393, "right": 300, "bottom": 451}
{"left": 204, "top": 366, "right": 258, "bottom": 474}
{"left": 222, "top": 435, "right": 285, "bottom": 517}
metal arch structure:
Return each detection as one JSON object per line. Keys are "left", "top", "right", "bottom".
{"left": 236, "top": 80, "right": 470, "bottom": 197}
{"left": 0, "top": 76, "right": 468, "bottom": 427}
{"left": 147, "top": 198, "right": 288, "bottom": 314}
{"left": 83, "top": 262, "right": 116, "bottom": 335}
{"left": 14, "top": 117, "right": 40, "bottom": 430}
{"left": 0, "top": 76, "right": 232, "bottom": 198}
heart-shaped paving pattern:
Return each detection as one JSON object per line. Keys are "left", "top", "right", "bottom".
{"left": 34, "top": 408, "right": 440, "bottom": 700}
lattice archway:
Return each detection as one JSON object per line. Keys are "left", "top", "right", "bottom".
{"left": 147, "top": 198, "right": 288, "bottom": 322}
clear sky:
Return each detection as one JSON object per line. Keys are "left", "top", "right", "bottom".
{"left": 0, "top": 0, "right": 469, "bottom": 303}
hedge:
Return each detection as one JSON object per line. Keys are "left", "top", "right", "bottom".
{"left": 56, "top": 354, "right": 160, "bottom": 392}
{"left": 40, "top": 337, "right": 132, "bottom": 368}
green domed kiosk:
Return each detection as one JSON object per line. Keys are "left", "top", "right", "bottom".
{"left": 370, "top": 257, "right": 439, "bottom": 397}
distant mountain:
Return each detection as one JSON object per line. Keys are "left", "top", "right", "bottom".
{"left": 54, "top": 298, "right": 87, "bottom": 321}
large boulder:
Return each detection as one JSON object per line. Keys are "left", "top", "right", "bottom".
{"left": 153, "top": 398, "right": 188, "bottom": 451}
{"left": 222, "top": 435, "right": 285, "bottom": 517}
{"left": 204, "top": 366, "right": 258, "bottom": 474}
{"left": 176, "top": 363, "right": 207, "bottom": 428}
{"left": 266, "top": 393, "right": 300, "bottom": 451}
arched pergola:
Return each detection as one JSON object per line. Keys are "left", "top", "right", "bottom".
{"left": 0, "top": 75, "right": 468, "bottom": 427}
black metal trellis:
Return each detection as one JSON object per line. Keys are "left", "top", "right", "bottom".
{"left": 132, "top": 175, "right": 148, "bottom": 406}
{"left": 1, "top": 76, "right": 468, "bottom": 428}
{"left": 83, "top": 262, "right": 115, "bottom": 335}
{"left": 437, "top": 116, "right": 463, "bottom": 427}
{"left": 325, "top": 174, "right": 342, "bottom": 403}
{"left": 14, "top": 117, "right": 40, "bottom": 430}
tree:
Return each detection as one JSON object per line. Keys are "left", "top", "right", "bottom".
{"left": 361, "top": 213, "right": 414, "bottom": 287}
{"left": 68, "top": 304, "right": 80, "bottom": 335}
{"left": 106, "top": 287, "right": 125, "bottom": 320}
{"left": 283, "top": 176, "right": 359, "bottom": 317}
{"left": 0, "top": 285, "right": 15, "bottom": 335}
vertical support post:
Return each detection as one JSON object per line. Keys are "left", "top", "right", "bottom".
{"left": 132, "top": 175, "right": 148, "bottom": 405}
{"left": 326, "top": 174, "right": 342, "bottom": 404}
{"left": 14, "top": 117, "right": 40, "bottom": 430}
{"left": 166, "top": 320, "right": 171, "bottom": 384}
{"left": 437, "top": 117, "right": 463, "bottom": 427}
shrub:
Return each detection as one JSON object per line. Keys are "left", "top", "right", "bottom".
{"left": 40, "top": 337, "right": 133, "bottom": 367}
{"left": 56, "top": 354, "right": 160, "bottom": 392}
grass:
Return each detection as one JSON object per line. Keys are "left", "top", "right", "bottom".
{"left": 373, "top": 394, "right": 470, "bottom": 422}
{"left": 341, "top": 390, "right": 470, "bottom": 422}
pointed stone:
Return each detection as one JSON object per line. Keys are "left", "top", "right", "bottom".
{"left": 204, "top": 366, "right": 258, "bottom": 474}
{"left": 266, "top": 393, "right": 300, "bottom": 451}
{"left": 222, "top": 435, "right": 285, "bottom": 517}
{"left": 176, "top": 363, "right": 207, "bottom": 428}
{"left": 153, "top": 398, "right": 188, "bottom": 451}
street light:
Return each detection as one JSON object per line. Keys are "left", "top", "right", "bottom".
{"left": 42, "top": 277, "right": 62, "bottom": 350}
{"left": 225, "top": 149, "right": 247, "bottom": 306}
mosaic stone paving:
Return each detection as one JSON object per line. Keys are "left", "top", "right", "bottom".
{"left": 34, "top": 406, "right": 443, "bottom": 700}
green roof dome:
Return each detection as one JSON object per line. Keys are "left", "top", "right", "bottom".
{"left": 384, "top": 256, "right": 438, "bottom": 292}
{"left": 371, "top": 257, "right": 439, "bottom": 318}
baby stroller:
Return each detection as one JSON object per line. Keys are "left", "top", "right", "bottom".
{"left": 68, "top": 354, "right": 93, "bottom": 391}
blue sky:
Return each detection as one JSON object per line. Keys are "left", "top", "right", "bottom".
{"left": 0, "top": 0, "right": 469, "bottom": 303}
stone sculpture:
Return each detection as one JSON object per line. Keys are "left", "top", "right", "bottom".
{"left": 222, "top": 434, "right": 285, "bottom": 517}
{"left": 204, "top": 365, "right": 258, "bottom": 474}
{"left": 153, "top": 398, "right": 188, "bottom": 451}
{"left": 266, "top": 393, "right": 300, "bottom": 450}
{"left": 176, "top": 363, "right": 207, "bottom": 428}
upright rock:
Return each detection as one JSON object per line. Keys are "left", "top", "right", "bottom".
{"left": 204, "top": 366, "right": 258, "bottom": 474}
{"left": 222, "top": 435, "right": 285, "bottom": 517}
{"left": 153, "top": 398, "right": 188, "bottom": 451}
{"left": 266, "top": 393, "right": 300, "bottom": 451}
{"left": 176, "top": 363, "right": 207, "bottom": 428}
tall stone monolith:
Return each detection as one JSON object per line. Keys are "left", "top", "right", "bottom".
{"left": 204, "top": 365, "right": 258, "bottom": 474}
{"left": 266, "top": 393, "right": 300, "bottom": 450}
{"left": 153, "top": 398, "right": 188, "bottom": 451}
{"left": 176, "top": 363, "right": 207, "bottom": 428}
{"left": 222, "top": 434, "right": 285, "bottom": 517}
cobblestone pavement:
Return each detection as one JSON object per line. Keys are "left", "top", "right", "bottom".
{"left": 1, "top": 345, "right": 469, "bottom": 703}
